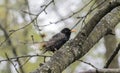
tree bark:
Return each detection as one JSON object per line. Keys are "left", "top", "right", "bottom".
{"left": 79, "top": 68, "right": 120, "bottom": 73}
{"left": 96, "top": 0, "right": 118, "bottom": 68}
{"left": 30, "top": 1, "right": 120, "bottom": 73}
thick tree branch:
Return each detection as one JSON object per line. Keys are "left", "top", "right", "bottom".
{"left": 31, "top": 1, "right": 120, "bottom": 73}
{"left": 79, "top": 68, "right": 120, "bottom": 73}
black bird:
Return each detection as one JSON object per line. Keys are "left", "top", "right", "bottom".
{"left": 42, "top": 28, "right": 75, "bottom": 53}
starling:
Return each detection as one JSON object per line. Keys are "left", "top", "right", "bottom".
{"left": 42, "top": 28, "right": 75, "bottom": 53}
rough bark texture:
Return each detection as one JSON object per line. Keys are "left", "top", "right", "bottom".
{"left": 79, "top": 68, "right": 120, "bottom": 73}
{"left": 31, "top": 1, "right": 120, "bottom": 73}
{"left": 97, "top": 0, "right": 119, "bottom": 68}
{"left": 103, "top": 1, "right": 118, "bottom": 68}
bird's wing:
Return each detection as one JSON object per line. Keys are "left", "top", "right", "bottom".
{"left": 46, "top": 33, "right": 66, "bottom": 45}
{"left": 51, "top": 33, "right": 66, "bottom": 41}
{"left": 45, "top": 33, "right": 67, "bottom": 50}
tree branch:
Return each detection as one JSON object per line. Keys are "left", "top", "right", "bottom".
{"left": 104, "top": 43, "right": 120, "bottom": 68}
{"left": 31, "top": 1, "right": 120, "bottom": 73}
{"left": 79, "top": 68, "right": 120, "bottom": 73}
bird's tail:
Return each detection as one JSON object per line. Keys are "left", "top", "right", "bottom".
{"left": 30, "top": 41, "right": 47, "bottom": 55}
{"left": 41, "top": 49, "right": 47, "bottom": 54}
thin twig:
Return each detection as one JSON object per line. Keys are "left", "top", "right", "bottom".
{"left": 5, "top": 53, "right": 19, "bottom": 73}
{"left": 0, "top": 0, "right": 54, "bottom": 47}
{"left": 78, "top": 60, "right": 98, "bottom": 69}
{"left": 0, "top": 54, "right": 51, "bottom": 63}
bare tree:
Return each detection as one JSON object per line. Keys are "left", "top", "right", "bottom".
{"left": 0, "top": 0, "right": 120, "bottom": 73}
{"left": 31, "top": 0, "right": 120, "bottom": 73}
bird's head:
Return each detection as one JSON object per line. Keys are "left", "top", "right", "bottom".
{"left": 61, "top": 28, "right": 76, "bottom": 38}
{"left": 61, "top": 28, "right": 71, "bottom": 34}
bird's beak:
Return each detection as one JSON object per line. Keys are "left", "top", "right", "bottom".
{"left": 71, "top": 29, "right": 76, "bottom": 32}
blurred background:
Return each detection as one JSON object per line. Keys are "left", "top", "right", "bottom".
{"left": 0, "top": 0, "right": 120, "bottom": 73}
